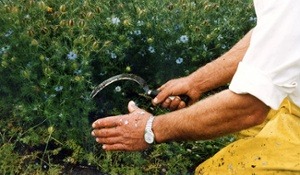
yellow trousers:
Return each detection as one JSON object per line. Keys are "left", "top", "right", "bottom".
{"left": 195, "top": 99, "right": 300, "bottom": 174}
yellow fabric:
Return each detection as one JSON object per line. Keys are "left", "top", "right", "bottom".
{"left": 195, "top": 99, "right": 300, "bottom": 174}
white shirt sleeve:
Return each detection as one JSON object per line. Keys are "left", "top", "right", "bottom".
{"left": 229, "top": 0, "right": 300, "bottom": 109}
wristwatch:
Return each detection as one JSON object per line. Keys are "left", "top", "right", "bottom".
{"left": 144, "top": 115, "right": 155, "bottom": 144}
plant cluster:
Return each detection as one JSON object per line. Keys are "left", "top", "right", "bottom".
{"left": 0, "top": 0, "right": 255, "bottom": 174}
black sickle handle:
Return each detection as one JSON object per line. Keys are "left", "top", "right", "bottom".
{"left": 146, "top": 89, "right": 190, "bottom": 104}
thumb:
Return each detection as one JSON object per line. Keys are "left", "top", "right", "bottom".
{"left": 128, "top": 101, "right": 139, "bottom": 113}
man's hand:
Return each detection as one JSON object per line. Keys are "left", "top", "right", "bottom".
{"left": 152, "top": 76, "right": 202, "bottom": 110}
{"left": 91, "top": 101, "right": 152, "bottom": 151}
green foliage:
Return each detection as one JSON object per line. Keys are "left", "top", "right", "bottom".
{"left": 0, "top": 143, "right": 21, "bottom": 174}
{"left": 0, "top": 0, "right": 255, "bottom": 174}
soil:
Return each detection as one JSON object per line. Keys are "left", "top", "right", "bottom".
{"left": 63, "top": 164, "right": 104, "bottom": 175}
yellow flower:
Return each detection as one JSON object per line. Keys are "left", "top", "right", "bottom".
{"left": 147, "top": 38, "right": 154, "bottom": 44}
{"left": 48, "top": 126, "right": 54, "bottom": 134}
{"left": 123, "top": 19, "right": 132, "bottom": 27}
{"left": 46, "top": 6, "right": 53, "bottom": 13}
{"left": 92, "top": 41, "right": 99, "bottom": 50}
{"left": 74, "top": 76, "right": 83, "bottom": 82}
{"left": 1, "top": 61, "right": 8, "bottom": 68}
{"left": 31, "top": 39, "right": 39, "bottom": 46}
{"left": 59, "top": 5, "right": 66, "bottom": 12}
{"left": 125, "top": 66, "right": 131, "bottom": 72}
{"left": 86, "top": 12, "right": 93, "bottom": 18}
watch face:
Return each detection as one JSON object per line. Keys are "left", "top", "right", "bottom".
{"left": 145, "top": 132, "right": 154, "bottom": 144}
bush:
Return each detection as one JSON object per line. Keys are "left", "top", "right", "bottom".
{"left": 0, "top": 0, "right": 255, "bottom": 174}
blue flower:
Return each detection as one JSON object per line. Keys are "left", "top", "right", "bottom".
{"left": 203, "top": 44, "right": 208, "bottom": 51}
{"left": 110, "top": 52, "right": 117, "bottom": 59}
{"left": 54, "top": 86, "right": 63, "bottom": 92}
{"left": 74, "top": 69, "right": 82, "bottom": 75}
{"left": 190, "top": 2, "right": 196, "bottom": 7}
{"left": 111, "top": 17, "right": 120, "bottom": 25}
{"left": 24, "top": 14, "right": 31, "bottom": 19}
{"left": 1, "top": 46, "right": 10, "bottom": 51}
{"left": 138, "top": 50, "right": 146, "bottom": 57}
{"left": 174, "top": 24, "right": 182, "bottom": 31}
{"left": 0, "top": 46, "right": 11, "bottom": 55}
{"left": 115, "top": 86, "right": 121, "bottom": 92}
{"left": 221, "top": 44, "right": 227, "bottom": 49}
{"left": 4, "top": 30, "right": 13, "bottom": 37}
{"left": 249, "top": 16, "right": 257, "bottom": 22}
{"left": 67, "top": 51, "right": 77, "bottom": 60}
{"left": 179, "top": 35, "right": 189, "bottom": 43}
{"left": 217, "top": 34, "right": 223, "bottom": 41}
{"left": 137, "top": 20, "right": 144, "bottom": 26}
{"left": 134, "top": 30, "right": 141, "bottom": 35}
{"left": 148, "top": 46, "right": 155, "bottom": 53}
{"left": 176, "top": 57, "right": 183, "bottom": 64}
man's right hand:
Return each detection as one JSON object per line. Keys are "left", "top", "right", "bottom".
{"left": 152, "top": 76, "right": 202, "bottom": 110}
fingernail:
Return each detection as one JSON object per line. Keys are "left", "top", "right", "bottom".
{"left": 129, "top": 100, "right": 136, "bottom": 106}
{"left": 153, "top": 98, "right": 158, "bottom": 104}
{"left": 91, "top": 131, "right": 95, "bottom": 136}
{"left": 102, "top": 145, "right": 106, "bottom": 149}
{"left": 92, "top": 120, "right": 100, "bottom": 128}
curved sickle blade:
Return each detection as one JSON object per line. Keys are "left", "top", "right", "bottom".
{"left": 90, "top": 74, "right": 150, "bottom": 98}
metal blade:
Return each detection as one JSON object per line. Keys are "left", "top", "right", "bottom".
{"left": 90, "top": 74, "right": 150, "bottom": 98}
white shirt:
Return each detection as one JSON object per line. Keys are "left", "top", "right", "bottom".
{"left": 229, "top": 0, "right": 300, "bottom": 109}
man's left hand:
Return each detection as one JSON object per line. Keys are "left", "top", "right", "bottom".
{"left": 91, "top": 101, "right": 152, "bottom": 151}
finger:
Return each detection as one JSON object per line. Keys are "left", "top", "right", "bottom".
{"left": 152, "top": 82, "right": 172, "bottom": 105}
{"left": 153, "top": 94, "right": 168, "bottom": 105}
{"left": 157, "top": 83, "right": 167, "bottom": 91}
{"left": 127, "top": 101, "right": 139, "bottom": 113}
{"left": 178, "top": 101, "right": 187, "bottom": 109}
{"left": 91, "top": 128, "right": 120, "bottom": 138}
{"left": 161, "top": 98, "right": 172, "bottom": 108}
{"left": 92, "top": 116, "right": 123, "bottom": 129}
{"left": 102, "top": 143, "right": 127, "bottom": 151}
{"left": 95, "top": 136, "right": 121, "bottom": 145}
{"left": 102, "top": 143, "right": 148, "bottom": 151}
{"left": 153, "top": 80, "right": 185, "bottom": 106}
{"left": 169, "top": 96, "right": 181, "bottom": 111}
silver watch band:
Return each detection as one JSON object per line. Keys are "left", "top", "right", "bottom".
{"left": 145, "top": 115, "right": 154, "bottom": 130}
{"left": 144, "top": 115, "right": 155, "bottom": 144}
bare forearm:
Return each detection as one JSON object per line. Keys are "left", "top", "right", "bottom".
{"left": 153, "top": 90, "right": 270, "bottom": 142}
{"left": 188, "top": 30, "right": 253, "bottom": 93}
